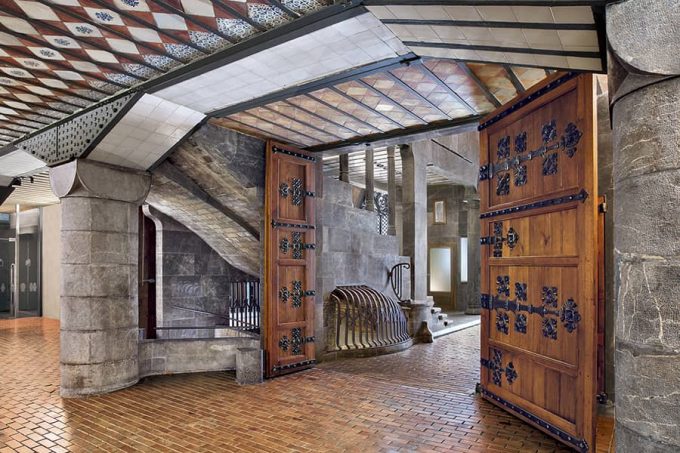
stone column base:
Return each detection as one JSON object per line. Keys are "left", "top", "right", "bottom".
{"left": 236, "top": 347, "right": 263, "bottom": 385}
{"left": 401, "top": 298, "right": 435, "bottom": 343}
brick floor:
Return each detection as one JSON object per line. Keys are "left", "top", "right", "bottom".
{"left": 0, "top": 318, "right": 614, "bottom": 452}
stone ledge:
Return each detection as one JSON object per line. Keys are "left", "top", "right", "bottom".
{"left": 138, "top": 337, "right": 260, "bottom": 378}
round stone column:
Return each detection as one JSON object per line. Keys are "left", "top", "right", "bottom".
{"left": 608, "top": 1, "right": 680, "bottom": 450}
{"left": 50, "top": 159, "right": 151, "bottom": 397}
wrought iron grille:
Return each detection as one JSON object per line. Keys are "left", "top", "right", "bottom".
{"left": 375, "top": 192, "right": 389, "bottom": 235}
{"left": 328, "top": 285, "right": 410, "bottom": 352}
{"left": 166, "top": 280, "right": 261, "bottom": 338}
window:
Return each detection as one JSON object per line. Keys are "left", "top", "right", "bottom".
{"left": 429, "top": 247, "right": 451, "bottom": 292}
{"left": 460, "top": 237, "right": 468, "bottom": 283}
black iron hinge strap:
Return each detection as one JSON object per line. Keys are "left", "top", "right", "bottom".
{"left": 272, "top": 146, "right": 317, "bottom": 162}
{"left": 480, "top": 294, "right": 559, "bottom": 317}
{"left": 480, "top": 189, "right": 588, "bottom": 219}
{"left": 271, "top": 221, "right": 315, "bottom": 229}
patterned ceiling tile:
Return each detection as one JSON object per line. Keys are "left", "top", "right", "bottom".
{"left": 245, "top": 105, "right": 338, "bottom": 144}
{"left": 0, "top": 0, "right": 334, "bottom": 147}
{"left": 226, "top": 111, "right": 318, "bottom": 147}
{"left": 335, "top": 80, "right": 422, "bottom": 128}
{"left": 286, "top": 94, "right": 379, "bottom": 137}
{"left": 310, "top": 87, "right": 398, "bottom": 134}
{"left": 466, "top": 62, "right": 519, "bottom": 104}
{"left": 512, "top": 65, "right": 551, "bottom": 90}
{"left": 372, "top": 66, "right": 475, "bottom": 120}
{"left": 422, "top": 59, "right": 496, "bottom": 113}
{"left": 360, "top": 72, "right": 448, "bottom": 123}
{"left": 265, "top": 100, "right": 356, "bottom": 141}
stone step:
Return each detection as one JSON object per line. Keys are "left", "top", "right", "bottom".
{"left": 438, "top": 313, "right": 448, "bottom": 321}
{"left": 431, "top": 307, "right": 442, "bottom": 315}
{"left": 432, "top": 318, "right": 482, "bottom": 339}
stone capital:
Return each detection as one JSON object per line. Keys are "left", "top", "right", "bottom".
{"left": 50, "top": 159, "right": 151, "bottom": 204}
{"left": 606, "top": 0, "right": 680, "bottom": 77}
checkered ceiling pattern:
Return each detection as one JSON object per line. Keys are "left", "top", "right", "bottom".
{"left": 218, "top": 58, "right": 555, "bottom": 150}
{"left": 0, "top": 0, "right": 331, "bottom": 148}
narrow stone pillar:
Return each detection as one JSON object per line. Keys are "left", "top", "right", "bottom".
{"left": 607, "top": 1, "right": 680, "bottom": 450}
{"left": 399, "top": 144, "right": 427, "bottom": 301}
{"left": 465, "top": 195, "right": 481, "bottom": 315}
{"left": 50, "top": 159, "right": 151, "bottom": 397}
{"left": 364, "top": 148, "right": 375, "bottom": 212}
{"left": 387, "top": 146, "right": 397, "bottom": 235}
{"left": 339, "top": 154, "right": 350, "bottom": 183}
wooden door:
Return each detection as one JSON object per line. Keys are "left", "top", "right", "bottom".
{"left": 478, "top": 73, "right": 597, "bottom": 452}
{"left": 264, "top": 141, "right": 317, "bottom": 378}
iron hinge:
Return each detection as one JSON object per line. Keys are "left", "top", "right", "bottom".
{"left": 305, "top": 336, "right": 315, "bottom": 343}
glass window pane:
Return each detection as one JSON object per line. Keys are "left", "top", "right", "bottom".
{"left": 430, "top": 247, "right": 451, "bottom": 292}
{"left": 460, "top": 238, "right": 468, "bottom": 283}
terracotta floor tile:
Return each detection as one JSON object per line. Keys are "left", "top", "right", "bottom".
{"left": 0, "top": 317, "right": 614, "bottom": 452}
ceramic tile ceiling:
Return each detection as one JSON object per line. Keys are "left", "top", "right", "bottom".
{"left": 0, "top": 0, "right": 331, "bottom": 148}
{"left": 0, "top": 169, "right": 57, "bottom": 212}
{"left": 367, "top": 3, "right": 604, "bottom": 72}
{"left": 219, "top": 58, "right": 558, "bottom": 149}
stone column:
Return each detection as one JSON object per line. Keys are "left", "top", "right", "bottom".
{"left": 364, "top": 149, "right": 375, "bottom": 212}
{"left": 400, "top": 144, "right": 428, "bottom": 301}
{"left": 387, "top": 146, "right": 397, "bottom": 235}
{"left": 465, "top": 195, "right": 481, "bottom": 315}
{"left": 607, "top": 1, "right": 680, "bottom": 450}
{"left": 339, "top": 154, "right": 349, "bottom": 183}
{"left": 50, "top": 159, "right": 151, "bottom": 397}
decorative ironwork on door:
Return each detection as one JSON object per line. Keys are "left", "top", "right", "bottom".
{"left": 478, "top": 74, "right": 597, "bottom": 453}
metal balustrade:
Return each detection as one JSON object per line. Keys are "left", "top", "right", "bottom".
{"left": 328, "top": 285, "right": 410, "bottom": 353}
{"left": 162, "top": 280, "right": 261, "bottom": 339}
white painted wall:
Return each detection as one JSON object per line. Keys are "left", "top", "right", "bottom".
{"left": 41, "top": 203, "right": 60, "bottom": 320}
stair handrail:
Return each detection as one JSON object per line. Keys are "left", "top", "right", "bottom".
{"left": 388, "top": 262, "right": 410, "bottom": 303}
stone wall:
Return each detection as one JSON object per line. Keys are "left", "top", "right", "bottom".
{"left": 139, "top": 336, "right": 260, "bottom": 377}
{"left": 143, "top": 207, "right": 253, "bottom": 336}
{"left": 316, "top": 177, "right": 410, "bottom": 358}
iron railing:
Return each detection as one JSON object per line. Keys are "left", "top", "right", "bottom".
{"left": 163, "top": 280, "right": 260, "bottom": 338}
{"left": 328, "top": 285, "right": 410, "bottom": 352}
{"left": 388, "top": 262, "right": 410, "bottom": 302}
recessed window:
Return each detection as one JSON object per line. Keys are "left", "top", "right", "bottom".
{"left": 460, "top": 238, "right": 468, "bottom": 283}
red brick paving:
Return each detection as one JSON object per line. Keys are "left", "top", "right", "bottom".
{"left": 0, "top": 317, "right": 613, "bottom": 452}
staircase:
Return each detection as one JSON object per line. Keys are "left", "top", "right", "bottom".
{"left": 429, "top": 305, "right": 481, "bottom": 338}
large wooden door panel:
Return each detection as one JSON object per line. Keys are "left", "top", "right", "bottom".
{"left": 479, "top": 74, "right": 597, "bottom": 453}
{"left": 265, "top": 141, "right": 317, "bottom": 378}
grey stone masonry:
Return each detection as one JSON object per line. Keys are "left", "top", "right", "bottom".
{"left": 50, "top": 159, "right": 151, "bottom": 397}
{"left": 608, "top": 1, "right": 680, "bottom": 450}
{"left": 142, "top": 206, "right": 252, "bottom": 332}
{"left": 316, "top": 177, "right": 410, "bottom": 358}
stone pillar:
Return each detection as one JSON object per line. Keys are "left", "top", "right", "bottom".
{"left": 607, "top": 1, "right": 680, "bottom": 450}
{"left": 364, "top": 149, "right": 375, "bottom": 212}
{"left": 339, "top": 154, "right": 350, "bottom": 183}
{"left": 400, "top": 144, "right": 428, "bottom": 301}
{"left": 50, "top": 159, "right": 151, "bottom": 397}
{"left": 387, "top": 146, "right": 397, "bottom": 235}
{"left": 465, "top": 195, "right": 481, "bottom": 315}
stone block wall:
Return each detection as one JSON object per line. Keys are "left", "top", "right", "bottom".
{"left": 316, "top": 177, "right": 410, "bottom": 358}
{"left": 144, "top": 207, "right": 253, "bottom": 337}
{"left": 139, "top": 336, "right": 260, "bottom": 377}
